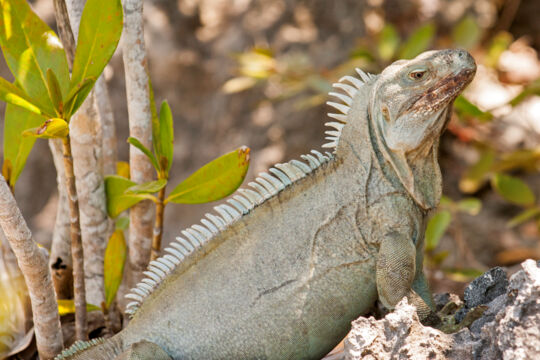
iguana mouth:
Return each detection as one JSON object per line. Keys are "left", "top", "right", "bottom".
{"left": 406, "top": 67, "right": 476, "bottom": 114}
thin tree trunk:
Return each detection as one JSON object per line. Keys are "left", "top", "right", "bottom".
{"left": 122, "top": 0, "right": 155, "bottom": 286}
{"left": 0, "top": 175, "right": 63, "bottom": 360}
{"left": 63, "top": 0, "right": 116, "bottom": 307}
{"left": 69, "top": 97, "right": 109, "bottom": 307}
{"left": 61, "top": 136, "right": 88, "bottom": 341}
{"left": 95, "top": 76, "right": 118, "bottom": 176}
{"left": 53, "top": 0, "right": 75, "bottom": 66}
{"left": 49, "top": 139, "right": 73, "bottom": 300}
{"left": 150, "top": 187, "right": 166, "bottom": 261}
{"left": 53, "top": 0, "right": 88, "bottom": 340}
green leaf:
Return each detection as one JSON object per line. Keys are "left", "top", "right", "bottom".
{"left": 452, "top": 15, "right": 481, "bottom": 49}
{"left": 454, "top": 95, "right": 492, "bottom": 122}
{"left": 46, "top": 69, "right": 63, "bottom": 116}
{"left": 22, "top": 118, "right": 69, "bottom": 139}
{"left": 507, "top": 207, "right": 540, "bottom": 228}
{"left": 0, "top": 77, "right": 43, "bottom": 115}
{"left": 439, "top": 195, "right": 453, "bottom": 207}
{"left": 398, "top": 23, "right": 435, "bottom": 59}
{"left": 425, "top": 210, "right": 452, "bottom": 251}
{"left": 377, "top": 24, "right": 400, "bottom": 61}
{"left": 115, "top": 216, "right": 129, "bottom": 230}
{"left": 485, "top": 31, "right": 512, "bottom": 68}
{"left": 116, "top": 161, "right": 130, "bottom": 178}
{"left": 0, "top": 0, "right": 70, "bottom": 115}
{"left": 457, "top": 197, "right": 482, "bottom": 215}
{"left": 126, "top": 179, "right": 167, "bottom": 195}
{"left": 104, "top": 229, "right": 126, "bottom": 308}
{"left": 3, "top": 104, "right": 44, "bottom": 187}
{"left": 57, "top": 299, "right": 100, "bottom": 316}
{"left": 69, "top": 0, "right": 123, "bottom": 108}
{"left": 491, "top": 173, "right": 536, "bottom": 206}
{"left": 429, "top": 250, "right": 450, "bottom": 265}
{"left": 63, "top": 77, "right": 96, "bottom": 117}
{"left": 444, "top": 268, "right": 484, "bottom": 282}
{"left": 166, "top": 147, "right": 250, "bottom": 204}
{"left": 105, "top": 175, "right": 156, "bottom": 218}
{"left": 158, "top": 101, "right": 174, "bottom": 174}
{"left": 147, "top": 76, "right": 160, "bottom": 162}
{"left": 222, "top": 76, "right": 258, "bottom": 94}
{"left": 127, "top": 137, "right": 159, "bottom": 172}
{"left": 509, "top": 78, "right": 540, "bottom": 107}
{"left": 492, "top": 148, "right": 540, "bottom": 174}
{"left": 238, "top": 50, "right": 275, "bottom": 78}
{"left": 459, "top": 148, "right": 495, "bottom": 193}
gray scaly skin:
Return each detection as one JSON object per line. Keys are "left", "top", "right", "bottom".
{"left": 56, "top": 49, "right": 476, "bottom": 360}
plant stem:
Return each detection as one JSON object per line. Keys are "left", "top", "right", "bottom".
{"left": 123, "top": 0, "right": 155, "bottom": 286}
{"left": 61, "top": 136, "right": 88, "bottom": 341}
{"left": 0, "top": 175, "right": 63, "bottom": 359}
{"left": 150, "top": 187, "right": 166, "bottom": 261}
{"left": 49, "top": 139, "right": 73, "bottom": 300}
{"left": 53, "top": 0, "right": 76, "bottom": 66}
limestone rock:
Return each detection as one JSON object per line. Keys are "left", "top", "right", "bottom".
{"left": 344, "top": 260, "right": 540, "bottom": 360}
{"left": 455, "top": 266, "right": 508, "bottom": 323}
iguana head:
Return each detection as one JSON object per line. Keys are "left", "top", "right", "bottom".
{"left": 369, "top": 49, "right": 476, "bottom": 209}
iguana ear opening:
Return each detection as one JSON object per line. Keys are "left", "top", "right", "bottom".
{"left": 371, "top": 110, "right": 443, "bottom": 210}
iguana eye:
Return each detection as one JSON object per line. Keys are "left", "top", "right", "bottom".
{"left": 409, "top": 70, "right": 426, "bottom": 80}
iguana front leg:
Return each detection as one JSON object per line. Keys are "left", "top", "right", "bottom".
{"left": 376, "top": 231, "right": 434, "bottom": 321}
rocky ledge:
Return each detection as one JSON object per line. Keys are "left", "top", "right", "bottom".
{"left": 343, "top": 259, "right": 540, "bottom": 360}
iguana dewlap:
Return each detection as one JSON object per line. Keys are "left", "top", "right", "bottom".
{"left": 56, "top": 49, "right": 476, "bottom": 360}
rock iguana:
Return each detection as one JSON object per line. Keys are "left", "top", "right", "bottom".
{"left": 56, "top": 49, "right": 476, "bottom": 360}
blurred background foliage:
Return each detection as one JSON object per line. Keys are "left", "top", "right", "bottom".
{"left": 0, "top": 1, "right": 539, "bottom": 351}
{"left": 219, "top": 0, "right": 540, "bottom": 288}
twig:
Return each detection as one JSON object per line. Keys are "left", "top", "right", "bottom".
{"left": 95, "top": 76, "right": 118, "bottom": 175}
{"left": 150, "top": 187, "right": 166, "bottom": 261}
{"left": 0, "top": 175, "right": 63, "bottom": 359}
{"left": 52, "top": 0, "right": 76, "bottom": 66}
{"left": 122, "top": 0, "right": 155, "bottom": 285}
{"left": 64, "top": 0, "right": 116, "bottom": 307}
{"left": 53, "top": 0, "right": 89, "bottom": 340}
{"left": 48, "top": 139, "right": 73, "bottom": 300}
{"left": 61, "top": 136, "right": 88, "bottom": 341}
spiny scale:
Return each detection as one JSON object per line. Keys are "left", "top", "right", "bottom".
{"left": 124, "top": 68, "right": 372, "bottom": 317}
{"left": 124, "top": 151, "right": 333, "bottom": 316}
{"left": 323, "top": 67, "right": 374, "bottom": 151}
{"left": 56, "top": 339, "right": 104, "bottom": 359}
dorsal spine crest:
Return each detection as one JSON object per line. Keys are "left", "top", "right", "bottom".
{"left": 124, "top": 68, "right": 372, "bottom": 317}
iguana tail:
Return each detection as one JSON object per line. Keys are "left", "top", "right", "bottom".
{"left": 54, "top": 336, "right": 124, "bottom": 360}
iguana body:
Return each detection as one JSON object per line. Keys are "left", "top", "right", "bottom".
{"left": 57, "top": 49, "right": 476, "bottom": 360}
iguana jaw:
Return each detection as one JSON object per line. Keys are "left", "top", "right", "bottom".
{"left": 374, "top": 50, "right": 476, "bottom": 153}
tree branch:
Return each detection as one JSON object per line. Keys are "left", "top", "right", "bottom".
{"left": 122, "top": 0, "right": 155, "bottom": 286}
{"left": 49, "top": 139, "right": 73, "bottom": 300}
{"left": 52, "top": 0, "right": 90, "bottom": 340}
{"left": 63, "top": 0, "right": 116, "bottom": 309}
{"left": 150, "top": 187, "right": 166, "bottom": 261}
{"left": 0, "top": 175, "right": 63, "bottom": 360}
{"left": 61, "top": 136, "right": 88, "bottom": 341}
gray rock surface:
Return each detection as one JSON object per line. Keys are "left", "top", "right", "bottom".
{"left": 455, "top": 266, "right": 508, "bottom": 322}
{"left": 344, "top": 260, "right": 540, "bottom": 360}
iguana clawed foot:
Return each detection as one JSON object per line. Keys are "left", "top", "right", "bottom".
{"left": 436, "top": 300, "right": 487, "bottom": 334}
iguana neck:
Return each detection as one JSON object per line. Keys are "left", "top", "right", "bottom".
{"left": 334, "top": 76, "right": 445, "bottom": 211}
{"left": 368, "top": 100, "right": 447, "bottom": 210}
